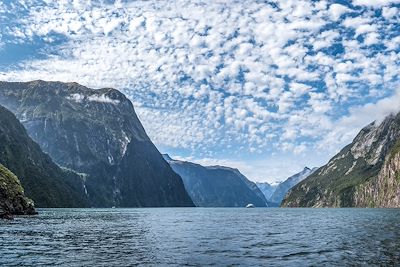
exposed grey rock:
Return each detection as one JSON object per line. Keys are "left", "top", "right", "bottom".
{"left": 0, "top": 81, "right": 194, "bottom": 207}
{"left": 282, "top": 111, "right": 400, "bottom": 207}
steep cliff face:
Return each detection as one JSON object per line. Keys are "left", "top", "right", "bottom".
{"left": 115, "top": 143, "right": 194, "bottom": 207}
{"left": 0, "top": 105, "right": 88, "bottom": 208}
{"left": 282, "top": 112, "right": 400, "bottom": 207}
{"left": 353, "top": 141, "right": 400, "bottom": 207}
{"left": 0, "top": 80, "right": 148, "bottom": 170}
{"left": 0, "top": 164, "right": 36, "bottom": 217}
{"left": 164, "top": 155, "right": 268, "bottom": 207}
{"left": 0, "top": 81, "right": 193, "bottom": 207}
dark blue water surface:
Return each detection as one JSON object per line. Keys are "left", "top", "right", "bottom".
{"left": 1, "top": 208, "right": 399, "bottom": 266}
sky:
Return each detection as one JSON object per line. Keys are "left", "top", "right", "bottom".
{"left": 0, "top": 0, "right": 400, "bottom": 183}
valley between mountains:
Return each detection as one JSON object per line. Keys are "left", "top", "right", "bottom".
{"left": 1, "top": 80, "right": 399, "bottom": 217}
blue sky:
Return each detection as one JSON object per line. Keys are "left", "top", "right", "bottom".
{"left": 1, "top": 0, "right": 400, "bottom": 183}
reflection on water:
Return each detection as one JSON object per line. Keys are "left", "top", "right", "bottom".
{"left": 1, "top": 208, "right": 400, "bottom": 266}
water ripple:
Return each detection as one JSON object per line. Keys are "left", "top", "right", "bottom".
{"left": 1, "top": 208, "right": 400, "bottom": 266}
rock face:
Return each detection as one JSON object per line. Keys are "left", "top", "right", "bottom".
{"left": 164, "top": 155, "right": 268, "bottom": 207}
{"left": 282, "top": 112, "right": 400, "bottom": 207}
{"left": 0, "top": 164, "right": 36, "bottom": 217}
{"left": 269, "top": 167, "right": 316, "bottom": 205}
{"left": 0, "top": 81, "right": 194, "bottom": 207}
{"left": 0, "top": 105, "right": 88, "bottom": 208}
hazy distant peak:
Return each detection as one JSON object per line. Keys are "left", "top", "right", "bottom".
{"left": 166, "top": 158, "right": 268, "bottom": 207}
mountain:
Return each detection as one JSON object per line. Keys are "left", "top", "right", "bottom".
{"left": 0, "top": 163, "right": 36, "bottom": 218}
{"left": 255, "top": 182, "right": 278, "bottom": 200}
{"left": 282, "top": 111, "right": 400, "bottom": 207}
{"left": 0, "top": 105, "right": 89, "bottom": 208}
{"left": 163, "top": 155, "right": 268, "bottom": 207}
{"left": 269, "top": 167, "right": 316, "bottom": 205}
{"left": 0, "top": 81, "right": 194, "bottom": 207}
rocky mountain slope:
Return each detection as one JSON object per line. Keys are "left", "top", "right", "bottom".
{"left": 282, "top": 111, "right": 400, "bottom": 207}
{"left": 0, "top": 81, "right": 193, "bottom": 207}
{"left": 0, "top": 105, "right": 89, "bottom": 208}
{"left": 269, "top": 167, "right": 316, "bottom": 205}
{"left": 164, "top": 155, "right": 268, "bottom": 207}
{"left": 0, "top": 164, "right": 36, "bottom": 218}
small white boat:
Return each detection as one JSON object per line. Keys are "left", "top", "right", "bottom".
{"left": 246, "top": 204, "right": 255, "bottom": 208}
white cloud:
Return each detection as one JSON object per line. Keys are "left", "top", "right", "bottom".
{"left": 329, "top": 4, "right": 350, "bottom": 21}
{"left": 364, "top": 32, "right": 380, "bottom": 45}
{"left": 342, "top": 16, "right": 371, "bottom": 28}
{"left": 0, "top": 0, "right": 399, "bottom": 182}
{"left": 317, "top": 89, "right": 400, "bottom": 152}
{"left": 352, "top": 0, "right": 400, "bottom": 7}
{"left": 382, "top": 6, "right": 398, "bottom": 18}
{"left": 66, "top": 93, "right": 84, "bottom": 103}
{"left": 66, "top": 93, "right": 120, "bottom": 104}
{"left": 88, "top": 94, "right": 120, "bottom": 104}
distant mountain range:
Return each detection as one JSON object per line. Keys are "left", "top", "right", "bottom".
{"left": 256, "top": 167, "right": 316, "bottom": 206}
{"left": 0, "top": 81, "right": 193, "bottom": 208}
{"left": 269, "top": 167, "right": 317, "bottom": 205}
{"left": 255, "top": 182, "right": 278, "bottom": 200}
{"left": 1, "top": 79, "right": 399, "bottom": 212}
{"left": 283, "top": 111, "right": 400, "bottom": 207}
{"left": 163, "top": 155, "right": 268, "bottom": 207}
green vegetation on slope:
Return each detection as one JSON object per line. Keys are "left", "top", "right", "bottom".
{"left": 0, "top": 81, "right": 194, "bottom": 207}
{"left": 0, "top": 105, "right": 89, "bottom": 208}
{"left": 283, "top": 112, "right": 400, "bottom": 207}
{"left": 0, "top": 164, "right": 36, "bottom": 215}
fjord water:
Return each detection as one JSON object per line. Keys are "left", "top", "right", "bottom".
{"left": 1, "top": 208, "right": 399, "bottom": 266}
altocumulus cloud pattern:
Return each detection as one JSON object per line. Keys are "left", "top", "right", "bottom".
{"left": 0, "top": 0, "right": 399, "bottom": 181}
